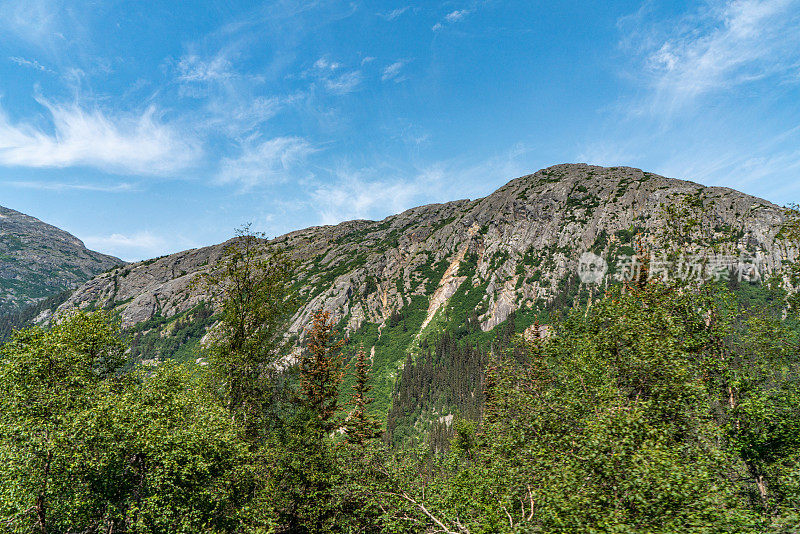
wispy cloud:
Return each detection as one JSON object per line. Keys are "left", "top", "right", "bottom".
{"left": 574, "top": 112, "right": 800, "bottom": 206}
{"left": 0, "top": 0, "right": 93, "bottom": 65}
{"left": 580, "top": 0, "right": 800, "bottom": 205}
{"left": 378, "top": 7, "right": 409, "bottom": 21}
{"left": 172, "top": 48, "right": 302, "bottom": 139}
{"left": 445, "top": 9, "right": 470, "bottom": 22}
{"left": 6, "top": 180, "right": 138, "bottom": 192}
{"left": 177, "top": 53, "right": 235, "bottom": 83}
{"left": 82, "top": 230, "right": 169, "bottom": 261}
{"left": 9, "top": 55, "right": 53, "bottom": 73}
{"left": 311, "top": 143, "right": 531, "bottom": 224}
{"left": 324, "top": 71, "right": 362, "bottom": 93}
{"left": 217, "top": 136, "right": 315, "bottom": 189}
{"left": 622, "top": 0, "right": 800, "bottom": 112}
{"left": 0, "top": 99, "right": 201, "bottom": 175}
{"left": 0, "top": 0, "right": 66, "bottom": 47}
{"left": 433, "top": 6, "right": 472, "bottom": 30}
{"left": 173, "top": 49, "right": 266, "bottom": 101}
{"left": 655, "top": 124, "right": 800, "bottom": 198}
{"left": 313, "top": 57, "right": 341, "bottom": 71}
{"left": 312, "top": 168, "right": 435, "bottom": 225}
{"left": 381, "top": 60, "right": 407, "bottom": 82}
{"left": 306, "top": 56, "right": 363, "bottom": 93}
{"left": 204, "top": 93, "right": 302, "bottom": 137}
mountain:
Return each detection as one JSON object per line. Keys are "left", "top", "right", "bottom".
{"left": 0, "top": 206, "right": 124, "bottom": 315}
{"left": 50, "top": 163, "right": 798, "bottom": 411}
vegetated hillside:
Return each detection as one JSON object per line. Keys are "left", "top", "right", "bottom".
{"left": 51, "top": 163, "right": 798, "bottom": 415}
{"left": 0, "top": 205, "right": 123, "bottom": 315}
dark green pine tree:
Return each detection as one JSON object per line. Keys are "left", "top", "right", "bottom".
{"left": 344, "top": 345, "right": 382, "bottom": 447}
{"left": 299, "top": 310, "right": 346, "bottom": 434}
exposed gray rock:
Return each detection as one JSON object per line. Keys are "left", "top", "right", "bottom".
{"left": 0, "top": 205, "right": 123, "bottom": 314}
{"left": 57, "top": 164, "right": 798, "bottom": 344}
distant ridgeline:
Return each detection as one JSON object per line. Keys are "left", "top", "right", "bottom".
{"left": 6, "top": 165, "right": 799, "bottom": 445}
{"left": 0, "top": 290, "right": 73, "bottom": 343}
{"left": 0, "top": 205, "right": 122, "bottom": 316}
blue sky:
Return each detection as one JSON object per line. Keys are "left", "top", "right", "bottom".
{"left": 0, "top": 0, "right": 799, "bottom": 261}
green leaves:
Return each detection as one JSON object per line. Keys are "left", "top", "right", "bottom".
{"left": 199, "top": 225, "right": 297, "bottom": 440}
{"left": 384, "top": 279, "right": 800, "bottom": 532}
{"left": 0, "top": 313, "right": 248, "bottom": 533}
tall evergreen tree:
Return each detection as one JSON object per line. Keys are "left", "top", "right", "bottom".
{"left": 345, "top": 345, "right": 382, "bottom": 447}
{"left": 298, "top": 310, "right": 346, "bottom": 434}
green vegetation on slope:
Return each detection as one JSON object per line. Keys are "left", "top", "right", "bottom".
{"left": 2, "top": 259, "right": 800, "bottom": 532}
{"left": 1, "top": 204, "right": 799, "bottom": 533}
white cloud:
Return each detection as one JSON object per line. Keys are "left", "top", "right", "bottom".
{"left": 6, "top": 180, "right": 138, "bottom": 192}
{"left": 82, "top": 231, "right": 169, "bottom": 262}
{"left": 0, "top": 99, "right": 201, "bottom": 175}
{"left": 0, "top": 0, "right": 65, "bottom": 47}
{"left": 445, "top": 9, "right": 470, "bottom": 22}
{"left": 230, "top": 96, "right": 285, "bottom": 125}
{"left": 311, "top": 143, "right": 532, "bottom": 225}
{"left": 325, "top": 71, "right": 362, "bottom": 93}
{"left": 205, "top": 94, "right": 301, "bottom": 137}
{"left": 654, "top": 124, "right": 800, "bottom": 199}
{"left": 312, "top": 169, "right": 432, "bottom": 225}
{"left": 432, "top": 7, "right": 472, "bottom": 30}
{"left": 577, "top": 0, "right": 800, "bottom": 204}
{"left": 381, "top": 60, "right": 407, "bottom": 82}
{"left": 378, "top": 7, "right": 409, "bottom": 21}
{"left": 173, "top": 49, "right": 300, "bottom": 137}
{"left": 217, "top": 136, "right": 315, "bottom": 189}
{"left": 314, "top": 57, "right": 340, "bottom": 71}
{"left": 624, "top": 0, "right": 800, "bottom": 110}
{"left": 9, "top": 55, "right": 52, "bottom": 73}
{"left": 177, "top": 53, "right": 235, "bottom": 83}
{"left": 305, "top": 57, "right": 363, "bottom": 94}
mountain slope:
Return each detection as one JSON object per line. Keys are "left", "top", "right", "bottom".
{"left": 52, "top": 164, "right": 798, "bottom": 409}
{"left": 0, "top": 206, "right": 124, "bottom": 314}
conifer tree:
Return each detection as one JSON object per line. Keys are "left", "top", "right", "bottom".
{"left": 299, "top": 310, "right": 346, "bottom": 433}
{"left": 345, "top": 345, "right": 382, "bottom": 446}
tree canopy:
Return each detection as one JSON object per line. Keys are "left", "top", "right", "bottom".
{"left": 1, "top": 224, "right": 798, "bottom": 533}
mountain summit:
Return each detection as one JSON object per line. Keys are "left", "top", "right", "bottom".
{"left": 58, "top": 163, "right": 796, "bottom": 333}
{"left": 0, "top": 206, "right": 123, "bottom": 314}
{"left": 49, "top": 164, "right": 797, "bottom": 409}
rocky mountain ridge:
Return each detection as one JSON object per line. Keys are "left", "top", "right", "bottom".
{"left": 0, "top": 205, "right": 123, "bottom": 315}
{"left": 45, "top": 163, "right": 798, "bottom": 416}
{"left": 57, "top": 164, "right": 795, "bottom": 333}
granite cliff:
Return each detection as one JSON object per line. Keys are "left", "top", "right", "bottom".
{"left": 0, "top": 206, "right": 123, "bottom": 315}
{"left": 57, "top": 164, "right": 795, "bottom": 336}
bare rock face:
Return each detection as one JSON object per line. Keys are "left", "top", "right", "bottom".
{"left": 0, "top": 206, "right": 123, "bottom": 314}
{"left": 58, "top": 240, "right": 230, "bottom": 328}
{"left": 57, "top": 164, "right": 797, "bottom": 343}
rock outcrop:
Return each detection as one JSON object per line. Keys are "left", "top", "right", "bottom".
{"left": 0, "top": 206, "right": 123, "bottom": 314}
{"left": 56, "top": 163, "right": 797, "bottom": 344}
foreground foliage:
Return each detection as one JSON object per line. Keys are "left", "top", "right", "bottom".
{"left": 391, "top": 282, "right": 799, "bottom": 533}
{"left": 0, "top": 313, "right": 246, "bottom": 533}
{"left": 1, "top": 230, "right": 799, "bottom": 532}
